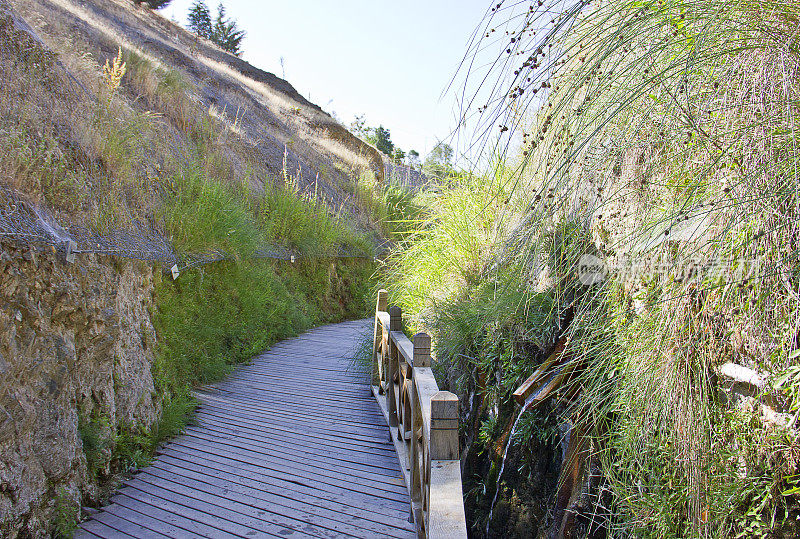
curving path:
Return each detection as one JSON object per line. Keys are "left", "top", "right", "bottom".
{"left": 77, "top": 320, "right": 415, "bottom": 538}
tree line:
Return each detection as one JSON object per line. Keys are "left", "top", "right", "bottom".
{"left": 349, "top": 115, "right": 454, "bottom": 178}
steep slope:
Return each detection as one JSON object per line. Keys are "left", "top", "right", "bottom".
{"left": 7, "top": 0, "right": 384, "bottom": 211}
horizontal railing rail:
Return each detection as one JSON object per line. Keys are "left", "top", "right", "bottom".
{"left": 371, "top": 289, "right": 467, "bottom": 539}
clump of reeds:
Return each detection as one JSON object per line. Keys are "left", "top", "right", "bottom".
{"left": 388, "top": 0, "right": 800, "bottom": 535}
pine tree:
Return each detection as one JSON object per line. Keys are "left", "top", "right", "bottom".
{"left": 408, "top": 150, "right": 421, "bottom": 170}
{"left": 211, "top": 3, "right": 245, "bottom": 57}
{"left": 187, "top": 0, "right": 212, "bottom": 39}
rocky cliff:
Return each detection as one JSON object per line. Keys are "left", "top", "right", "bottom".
{"left": 0, "top": 240, "right": 158, "bottom": 537}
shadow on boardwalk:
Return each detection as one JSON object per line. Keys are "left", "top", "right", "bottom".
{"left": 77, "top": 320, "right": 415, "bottom": 538}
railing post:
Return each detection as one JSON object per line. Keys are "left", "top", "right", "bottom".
{"left": 372, "top": 289, "right": 388, "bottom": 386}
{"left": 387, "top": 305, "right": 402, "bottom": 429}
{"left": 412, "top": 333, "right": 431, "bottom": 368}
{"left": 389, "top": 305, "right": 402, "bottom": 331}
{"left": 430, "top": 392, "right": 459, "bottom": 460}
{"left": 427, "top": 391, "right": 466, "bottom": 538}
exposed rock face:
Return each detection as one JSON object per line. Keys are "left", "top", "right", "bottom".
{"left": 0, "top": 240, "right": 158, "bottom": 538}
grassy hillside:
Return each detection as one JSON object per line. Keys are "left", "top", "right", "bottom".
{"left": 382, "top": 0, "right": 800, "bottom": 536}
{"left": 5, "top": 0, "right": 385, "bottom": 211}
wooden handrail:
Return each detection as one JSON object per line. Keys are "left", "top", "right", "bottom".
{"left": 370, "top": 290, "right": 468, "bottom": 538}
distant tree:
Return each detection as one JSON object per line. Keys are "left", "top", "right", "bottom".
{"left": 408, "top": 149, "right": 421, "bottom": 170}
{"left": 211, "top": 3, "right": 246, "bottom": 56}
{"left": 349, "top": 114, "right": 369, "bottom": 139}
{"left": 187, "top": 0, "right": 212, "bottom": 38}
{"left": 349, "top": 117, "right": 403, "bottom": 160}
{"left": 370, "top": 125, "right": 395, "bottom": 157}
{"left": 187, "top": 0, "right": 212, "bottom": 39}
{"left": 424, "top": 142, "right": 454, "bottom": 178}
{"left": 134, "top": 0, "right": 173, "bottom": 9}
{"left": 187, "top": 2, "right": 245, "bottom": 56}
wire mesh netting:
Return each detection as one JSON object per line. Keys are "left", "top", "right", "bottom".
{"left": 0, "top": 184, "right": 373, "bottom": 274}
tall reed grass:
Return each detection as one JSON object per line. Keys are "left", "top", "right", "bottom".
{"left": 386, "top": 0, "right": 800, "bottom": 535}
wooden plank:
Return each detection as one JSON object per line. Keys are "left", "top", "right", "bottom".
{"left": 377, "top": 311, "right": 391, "bottom": 330}
{"left": 196, "top": 394, "right": 392, "bottom": 438}
{"left": 227, "top": 369, "right": 372, "bottom": 389}
{"left": 373, "top": 385, "right": 412, "bottom": 493}
{"left": 96, "top": 503, "right": 200, "bottom": 539}
{"left": 166, "top": 435, "right": 409, "bottom": 501}
{"left": 193, "top": 401, "right": 392, "bottom": 446}
{"left": 109, "top": 493, "right": 246, "bottom": 538}
{"left": 194, "top": 416, "right": 400, "bottom": 469}
{"left": 78, "top": 519, "right": 138, "bottom": 539}
{"left": 427, "top": 460, "right": 468, "bottom": 539}
{"left": 155, "top": 452, "right": 412, "bottom": 523}
{"left": 147, "top": 459, "right": 415, "bottom": 537}
{"left": 198, "top": 391, "right": 385, "bottom": 427}
{"left": 193, "top": 407, "right": 397, "bottom": 454}
{"left": 178, "top": 428, "right": 408, "bottom": 488}
{"left": 131, "top": 473, "right": 339, "bottom": 539}
{"left": 183, "top": 424, "right": 403, "bottom": 478}
{"left": 81, "top": 508, "right": 171, "bottom": 539}
{"left": 156, "top": 446, "right": 411, "bottom": 522}
{"left": 119, "top": 481, "right": 296, "bottom": 538}
{"left": 156, "top": 451, "right": 410, "bottom": 519}
{"left": 512, "top": 337, "right": 567, "bottom": 405}
{"left": 204, "top": 384, "right": 384, "bottom": 414}
{"left": 195, "top": 410, "right": 398, "bottom": 457}
{"left": 141, "top": 465, "right": 403, "bottom": 538}
{"left": 227, "top": 360, "right": 371, "bottom": 380}
{"left": 717, "top": 362, "right": 768, "bottom": 389}
{"left": 159, "top": 442, "right": 410, "bottom": 505}
{"left": 199, "top": 385, "right": 384, "bottom": 419}
{"left": 413, "top": 368, "right": 440, "bottom": 436}
{"left": 200, "top": 390, "right": 385, "bottom": 424}
{"left": 374, "top": 291, "right": 389, "bottom": 385}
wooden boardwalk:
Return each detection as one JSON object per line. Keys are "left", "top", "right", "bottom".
{"left": 77, "top": 320, "right": 416, "bottom": 539}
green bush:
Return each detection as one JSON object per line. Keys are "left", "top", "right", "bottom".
{"left": 53, "top": 488, "right": 79, "bottom": 539}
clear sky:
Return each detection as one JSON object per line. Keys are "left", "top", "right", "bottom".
{"left": 160, "top": 0, "right": 492, "bottom": 160}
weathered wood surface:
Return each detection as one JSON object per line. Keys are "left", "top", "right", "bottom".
{"left": 371, "top": 294, "right": 468, "bottom": 538}
{"left": 77, "top": 320, "right": 416, "bottom": 539}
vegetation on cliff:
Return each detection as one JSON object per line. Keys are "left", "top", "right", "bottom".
{"left": 382, "top": 0, "right": 800, "bottom": 536}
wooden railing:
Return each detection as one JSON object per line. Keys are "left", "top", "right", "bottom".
{"left": 371, "top": 290, "right": 468, "bottom": 538}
